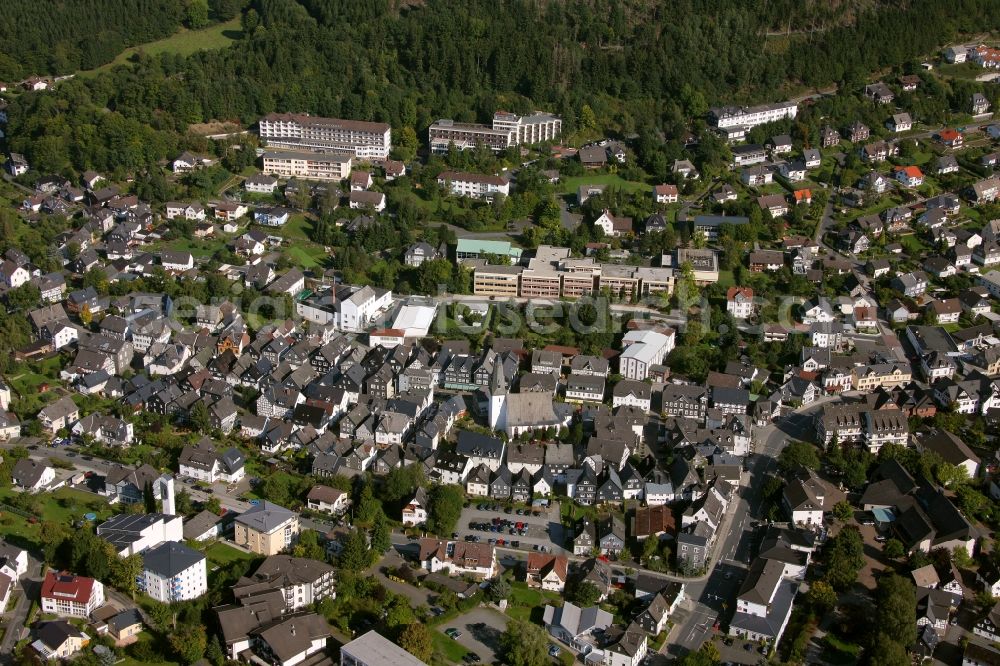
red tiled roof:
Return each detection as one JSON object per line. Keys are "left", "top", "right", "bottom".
{"left": 526, "top": 553, "right": 568, "bottom": 581}
{"left": 727, "top": 286, "right": 754, "bottom": 300}
{"left": 895, "top": 165, "right": 923, "bottom": 179}
{"left": 41, "top": 571, "right": 96, "bottom": 605}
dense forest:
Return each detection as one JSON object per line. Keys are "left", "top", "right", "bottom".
{"left": 0, "top": 0, "right": 186, "bottom": 78}
{"left": 7, "top": 0, "right": 1000, "bottom": 176}
{"left": 0, "top": 0, "right": 247, "bottom": 78}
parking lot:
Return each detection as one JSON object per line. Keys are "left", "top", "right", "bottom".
{"left": 439, "top": 607, "right": 509, "bottom": 663}
{"left": 457, "top": 502, "right": 567, "bottom": 554}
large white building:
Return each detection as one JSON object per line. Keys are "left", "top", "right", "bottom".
{"left": 139, "top": 541, "right": 207, "bottom": 603}
{"left": 258, "top": 113, "right": 391, "bottom": 160}
{"left": 96, "top": 513, "right": 185, "bottom": 557}
{"left": 428, "top": 111, "right": 561, "bottom": 153}
{"left": 262, "top": 151, "right": 352, "bottom": 182}
{"left": 437, "top": 171, "right": 510, "bottom": 199}
{"left": 491, "top": 111, "right": 562, "bottom": 145}
{"left": 709, "top": 101, "right": 798, "bottom": 142}
{"left": 295, "top": 285, "right": 392, "bottom": 333}
{"left": 619, "top": 329, "right": 675, "bottom": 380}
{"left": 295, "top": 284, "right": 392, "bottom": 333}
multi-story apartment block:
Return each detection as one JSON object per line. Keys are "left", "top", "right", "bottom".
{"left": 491, "top": 111, "right": 562, "bottom": 145}
{"left": 599, "top": 265, "right": 640, "bottom": 299}
{"left": 139, "top": 542, "right": 207, "bottom": 603}
{"left": 429, "top": 111, "right": 561, "bottom": 153}
{"left": 234, "top": 501, "right": 299, "bottom": 556}
{"left": 262, "top": 151, "right": 352, "bottom": 182}
{"left": 709, "top": 101, "right": 798, "bottom": 141}
{"left": 437, "top": 171, "right": 510, "bottom": 199}
{"left": 428, "top": 120, "right": 512, "bottom": 153}
{"left": 233, "top": 555, "right": 336, "bottom": 613}
{"left": 258, "top": 113, "right": 391, "bottom": 160}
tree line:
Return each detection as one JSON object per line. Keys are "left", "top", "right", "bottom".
{"left": 8, "top": 0, "right": 1000, "bottom": 177}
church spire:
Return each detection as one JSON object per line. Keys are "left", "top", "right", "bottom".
{"left": 491, "top": 359, "right": 507, "bottom": 396}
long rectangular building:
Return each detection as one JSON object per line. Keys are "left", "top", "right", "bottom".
{"left": 258, "top": 113, "right": 391, "bottom": 160}
{"left": 429, "top": 111, "right": 561, "bottom": 153}
{"left": 492, "top": 111, "right": 562, "bottom": 145}
{"left": 429, "top": 120, "right": 512, "bottom": 154}
{"left": 262, "top": 151, "right": 351, "bottom": 182}
{"left": 709, "top": 101, "right": 798, "bottom": 130}
{"left": 437, "top": 171, "right": 510, "bottom": 199}
{"left": 471, "top": 261, "right": 672, "bottom": 300}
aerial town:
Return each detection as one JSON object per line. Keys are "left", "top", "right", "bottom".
{"left": 6, "top": 5, "right": 1000, "bottom": 666}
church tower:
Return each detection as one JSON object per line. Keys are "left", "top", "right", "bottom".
{"left": 488, "top": 361, "right": 508, "bottom": 431}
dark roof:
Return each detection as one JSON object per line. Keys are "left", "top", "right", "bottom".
{"left": 141, "top": 541, "right": 205, "bottom": 578}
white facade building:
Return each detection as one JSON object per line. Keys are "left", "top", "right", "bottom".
{"left": 258, "top": 113, "right": 391, "bottom": 160}
{"left": 437, "top": 171, "right": 510, "bottom": 199}
{"left": 139, "top": 541, "right": 207, "bottom": 602}
{"left": 619, "top": 330, "right": 674, "bottom": 380}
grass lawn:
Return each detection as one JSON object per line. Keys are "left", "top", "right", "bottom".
{"left": 204, "top": 542, "right": 258, "bottom": 568}
{"left": 80, "top": 17, "right": 242, "bottom": 76}
{"left": 0, "top": 487, "right": 116, "bottom": 544}
{"left": 285, "top": 244, "right": 328, "bottom": 269}
{"left": 161, "top": 237, "right": 228, "bottom": 258}
{"left": 7, "top": 372, "right": 61, "bottom": 399}
{"left": 717, "top": 270, "right": 735, "bottom": 288}
{"left": 560, "top": 173, "right": 649, "bottom": 197}
{"left": 935, "top": 62, "right": 988, "bottom": 80}
{"left": 507, "top": 582, "right": 562, "bottom": 620}
{"left": 274, "top": 214, "right": 314, "bottom": 242}
{"left": 433, "top": 631, "right": 469, "bottom": 662}
{"left": 899, "top": 234, "right": 928, "bottom": 256}
{"left": 119, "top": 632, "right": 180, "bottom": 666}
{"left": 260, "top": 215, "right": 331, "bottom": 269}
{"left": 821, "top": 634, "right": 861, "bottom": 665}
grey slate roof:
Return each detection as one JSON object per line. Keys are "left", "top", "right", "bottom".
{"left": 234, "top": 500, "right": 296, "bottom": 533}
{"left": 141, "top": 541, "right": 205, "bottom": 578}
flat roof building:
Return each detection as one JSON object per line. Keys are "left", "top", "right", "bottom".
{"left": 341, "top": 629, "right": 428, "bottom": 666}
{"left": 262, "top": 151, "right": 352, "bottom": 181}
{"left": 258, "top": 113, "right": 390, "bottom": 160}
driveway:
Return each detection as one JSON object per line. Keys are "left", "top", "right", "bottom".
{"left": 369, "top": 550, "right": 435, "bottom": 609}
{"left": 440, "top": 606, "right": 509, "bottom": 664}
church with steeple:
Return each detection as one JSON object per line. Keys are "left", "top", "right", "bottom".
{"left": 488, "top": 361, "right": 568, "bottom": 437}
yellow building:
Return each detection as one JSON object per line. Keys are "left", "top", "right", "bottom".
{"left": 473, "top": 265, "right": 522, "bottom": 297}
{"left": 234, "top": 501, "right": 299, "bottom": 556}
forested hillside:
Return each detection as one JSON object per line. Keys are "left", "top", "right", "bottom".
{"left": 6, "top": 0, "right": 1000, "bottom": 176}
{"left": 0, "top": 0, "right": 247, "bottom": 78}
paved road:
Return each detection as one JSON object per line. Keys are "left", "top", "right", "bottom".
{"left": 664, "top": 395, "right": 842, "bottom": 657}
{"left": 0, "top": 553, "right": 42, "bottom": 660}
